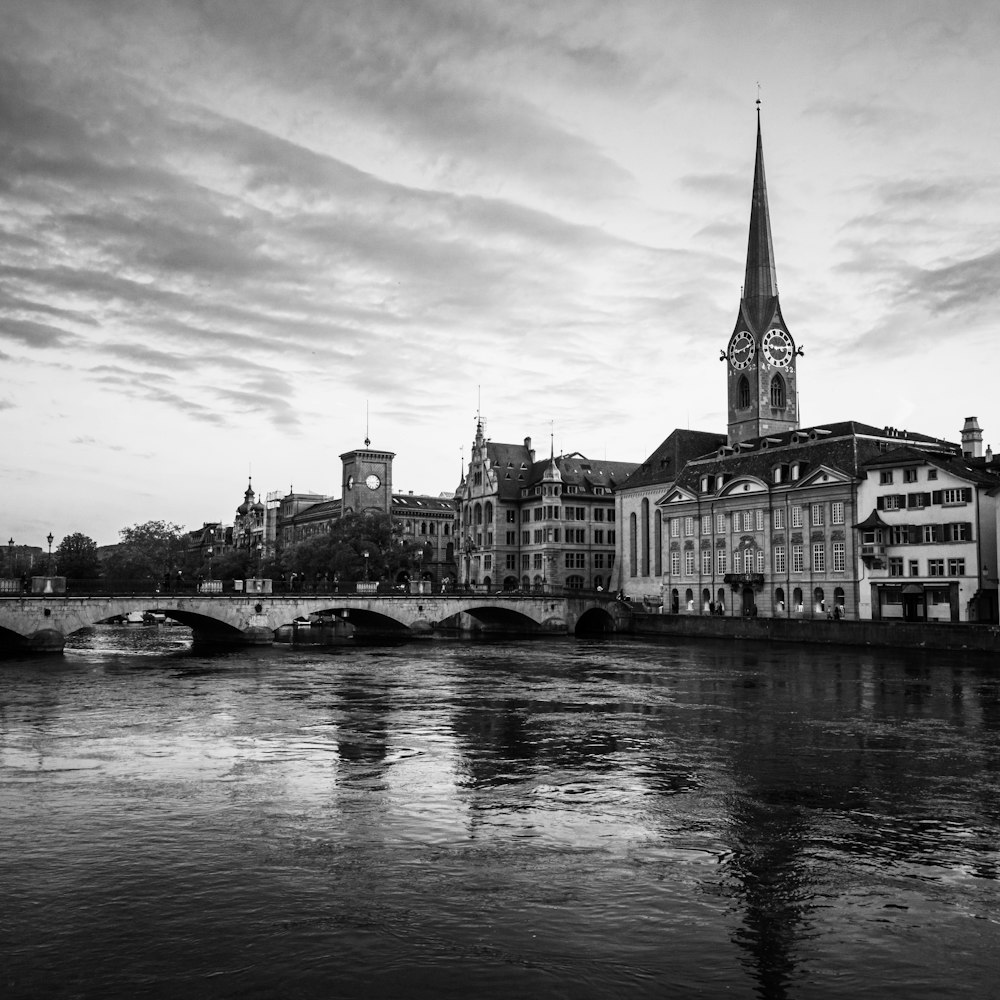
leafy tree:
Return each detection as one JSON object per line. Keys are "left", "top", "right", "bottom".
{"left": 280, "top": 512, "right": 414, "bottom": 584}
{"left": 55, "top": 532, "right": 101, "bottom": 578}
{"left": 104, "top": 520, "right": 187, "bottom": 582}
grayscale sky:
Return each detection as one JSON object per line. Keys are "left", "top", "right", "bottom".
{"left": 2, "top": 0, "right": 998, "bottom": 545}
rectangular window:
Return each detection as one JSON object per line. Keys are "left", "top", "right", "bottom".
{"left": 948, "top": 558, "right": 965, "bottom": 575}
{"left": 883, "top": 495, "right": 901, "bottom": 511}
{"left": 947, "top": 522, "right": 969, "bottom": 542}
{"left": 928, "top": 469, "right": 938, "bottom": 480}
{"left": 701, "top": 516, "right": 711, "bottom": 536}
{"left": 733, "top": 550, "right": 742, "bottom": 573}
{"left": 889, "top": 557, "right": 903, "bottom": 576}
{"left": 791, "top": 506, "right": 803, "bottom": 528}
{"left": 594, "top": 553, "right": 605, "bottom": 569}
{"left": 717, "top": 549, "right": 727, "bottom": 574}
{"left": 812, "top": 543, "right": 826, "bottom": 573}
{"left": 533, "top": 529, "right": 542, "bottom": 544}
{"left": 532, "top": 553, "right": 542, "bottom": 569}
{"left": 922, "top": 525, "right": 936, "bottom": 543}
{"left": 755, "top": 509, "right": 764, "bottom": 532}
{"left": 684, "top": 516, "right": 694, "bottom": 536}
{"left": 505, "top": 554, "right": 516, "bottom": 570}
{"left": 942, "top": 488, "right": 970, "bottom": 504}
{"left": 880, "top": 470, "right": 894, "bottom": 485}
{"left": 909, "top": 560, "right": 920, "bottom": 576}
{"left": 833, "top": 541, "right": 846, "bottom": 573}
{"left": 670, "top": 518, "right": 680, "bottom": 537}
{"left": 904, "top": 468, "right": 918, "bottom": 483}
{"left": 506, "top": 509, "right": 516, "bottom": 523}
{"left": 831, "top": 502, "right": 845, "bottom": 525}
{"left": 483, "top": 555, "right": 492, "bottom": 571}
{"left": 670, "top": 551, "right": 680, "bottom": 575}
{"left": 684, "top": 550, "right": 695, "bottom": 575}
{"left": 521, "top": 554, "right": 529, "bottom": 570}
{"left": 608, "top": 510, "right": 616, "bottom": 523}
{"left": 889, "top": 525, "right": 907, "bottom": 545}
{"left": 773, "top": 508, "right": 785, "bottom": 530}
{"left": 505, "top": 531, "right": 515, "bottom": 545}
{"left": 593, "top": 508, "right": 605, "bottom": 522}
{"left": 594, "top": 529, "right": 604, "bottom": 545}
{"left": 811, "top": 503, "right": 825, "bottom": 526}
{"left": 773, "top": 545, "right": 786, "bottom": 573}
{"left": 702, "top": 549, "right": 712, "bottom": 574}
{"left": 755, "top": 549, "right": 764, "bottom": 573}
{"left": 533, "top": 507, "right": 542, "bottom": 521}
{"left": 716, "top": 513, "right": 726, "bottom": 534}
{"left": 792, "top": 544, "right": 804, "bottom": 573}
{"left": 928, "top": 559, "right": 945, "bottom": 577}
{"left": 522, "top": 531, "right": 530, "bottom": 545}
{"left": 743, "top": 511, "right": 753, "bottom": 532}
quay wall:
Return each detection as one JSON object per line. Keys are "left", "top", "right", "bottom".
{"left": 629, "top": 613, "right": 1000, "bottom": 655}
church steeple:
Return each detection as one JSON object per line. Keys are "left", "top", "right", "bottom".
{"left": 724, "top": 104, "right": 800, "bottom": 446}
{"left": 742, "top": 106, "right": 779, "bottom": 333}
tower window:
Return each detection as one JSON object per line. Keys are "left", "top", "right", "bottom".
{"left": 770, "top": 374, "right": 786, "bottom": 409}
{"left": 737, "top": 376, "right": 751, "bottom": 409}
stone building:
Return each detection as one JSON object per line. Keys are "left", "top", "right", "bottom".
{"left": 454, "top": 420, "right": 637, "bottom": 591}
{"left": 613, "top": 108, "right": 996, "bottom": 620}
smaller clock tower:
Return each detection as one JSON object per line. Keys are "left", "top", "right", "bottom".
{"left": 725, "top": 108, "right": 800, "bottom": 446}
{"left": 340, "top": 442, "right": 395, "bottom": 515}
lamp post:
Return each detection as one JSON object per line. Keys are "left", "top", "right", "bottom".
{"left": 7, "top": 538, "right": 13, "bottom": 577}
{"left": 256, "top": 542, "right": 263, "bottom": 579}
{"left": 362, "top": 548, "right": 370, "bottom": 582}
{"left": 47, "top": 532, "right": 54, "bottom": 574}
{"left": 207, "top": 527, "right": 215, "bottom": 582}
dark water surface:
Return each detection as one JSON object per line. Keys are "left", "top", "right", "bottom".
{"left": 2, "top": 628, "right": 998, "bottom": 999}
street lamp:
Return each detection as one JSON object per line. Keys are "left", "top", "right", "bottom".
{"left": 47, "top": 532, "right": 54, "bottom": 574}
{"left": 207, "top": 527, "right": 215, "bottom": 582}
{"left": 256, "top": 542, "right": 263, "bottom": 578}
{"left": 7, "top": 538, "right": 13, "bottom": 577}
{"left": 362, "top": 548, "right": 370, "bottom": 582}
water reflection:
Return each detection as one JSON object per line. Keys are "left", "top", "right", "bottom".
{"left": 2, "top": 629, "right": 998, "bottom": 999}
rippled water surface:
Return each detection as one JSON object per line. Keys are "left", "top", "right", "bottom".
{"left": 2, "top": 628, "right": 998, "bottom": 999}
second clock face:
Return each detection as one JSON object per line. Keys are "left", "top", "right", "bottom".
{"left": 346, "top": 475, "right": 354, "bottom": 490}
{"left": 365, "top": 474, "right": 381, "bottom": 490}
{"left": 728, "top": 331, "right": 755, "bottom": 370}
{"left": 762, "top": 328, "right": 793, "bottom": 367}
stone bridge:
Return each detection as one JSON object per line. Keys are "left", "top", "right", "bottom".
{"left": 0, "top": 592, "right": 630, "bottom": 654}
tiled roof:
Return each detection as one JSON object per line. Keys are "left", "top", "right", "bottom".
{"left": 862, "top": 445, "right": 1000, "bottom": 488}
{"left": 619, "top": 429, "right": 727, "bottom": 490}
{"left": 392, "top": 494, "right": 456, "bottom": 512}
{"left": 485, "top": 441, "right": 537, "bottom": 500}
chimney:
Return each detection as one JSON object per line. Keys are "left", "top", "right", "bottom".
{"left": 961, "top": 416, "right": 983, "bottom": 458}
{"left": 524, "top": 436, "right": 535, "bottom": 462}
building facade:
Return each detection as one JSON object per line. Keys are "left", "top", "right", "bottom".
{"left": 613, "top": 109, "right": 997, "bottom": 620}
{"left": 455, "top": 420, "right": 637, "bottom": 591}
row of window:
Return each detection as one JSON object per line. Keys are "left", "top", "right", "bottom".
{"left": 669, "top": 502, "right": 846, "bottom": 537}
{"left": 876, "top": 489, "right": 972, "bottom": 510}
{"left": 668, "top": 542, "right": 848, "bottom": 576}
{"left": 888, "top": 558, "right": 966, "bottom": 577}
{"left": 879, "top": 468, "right": 939, "bottom": 485}
{"left": 863, "top": 522, "right": 972, "bottom": 545}
{"left": 521, "top": 529, "right": 617, "bottom": 545}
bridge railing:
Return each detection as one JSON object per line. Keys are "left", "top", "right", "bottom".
{"left": 1, "top": 578, "right": 614, "bottom": 601}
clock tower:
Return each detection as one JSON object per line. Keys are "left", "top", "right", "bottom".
{"left": 725, "top": 107, "right": 800, "bottom": 446}
{"left": 340, "top": 442, "right": 395, "bottom": 515}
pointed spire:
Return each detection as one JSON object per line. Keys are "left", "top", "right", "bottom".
{"left": 742, "top": 102, "right": 779, "bottom": 332}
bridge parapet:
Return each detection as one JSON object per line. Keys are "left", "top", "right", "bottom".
{"left": 0, "top": 591, "right": 625, "bottom": 654}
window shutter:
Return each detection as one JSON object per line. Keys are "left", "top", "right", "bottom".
{"left": 876, "top": 496, "right": 885, "bottom": 510}
{"left": 908, "top": 525, "right": 920, "bottom": 544}
{"left": 932, "top": 490, "right": 942, "bottom": 504}
{"left": 964, "top": 521, "right": 973, "bottom": 540}
{"left": 962, "top": 487, "right": 973, "bottom": 502}
{"left": 923, "top": 493, "right": 931, "bottom": 506}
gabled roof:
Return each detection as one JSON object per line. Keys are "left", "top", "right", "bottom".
{"left": 619, "top": 428, "right": 727, "bottom": 491}
{"left": 862, "top": 444, "right": 1000, "bottom": 488}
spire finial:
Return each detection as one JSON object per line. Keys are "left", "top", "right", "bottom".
{"left": 756, "top": 82, "right": 761, "bottom": 115}
{"left": 364, "top": 400, "right": 370, "bottom": 448}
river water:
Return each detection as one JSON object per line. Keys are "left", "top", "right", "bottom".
{"left": 2, "top": 627, "right": 998, "bottom": 999}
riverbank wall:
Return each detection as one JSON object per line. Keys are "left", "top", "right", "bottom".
{"left": 628, "top": 612, "right": 1000, "bottom": 655}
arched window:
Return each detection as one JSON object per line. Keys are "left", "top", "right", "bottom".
{"left": 641, "top": 498, "right": 650, "bottom": 577}
{"left": 629, "top": 511, "right": 638, "bottom": 577}
{"left": 566, "top": 575, "right": 585, "bottom": 589}
{"left": 737, "top": 376, "right": 751, "bottom": 409}
{"left": 474, "top": 503, "right": 482, "bottom": 525}
{"left": 484, "top": 502, "right": 494, "bottom": 523}
{"left": 770, "top": 374, "right": 786, "bottom": 409}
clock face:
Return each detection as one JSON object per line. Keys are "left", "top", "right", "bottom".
{"left": 346, "top": 475, "right": 354, "bottom": 490}
{"left": 728, "top": 331, "right": 755, "bottom": 370}
{"left": 762, "top": 328, "right": 794, "bottom": 367}
{"left": 365, "top": 474, "right": 381, "bottom": 490}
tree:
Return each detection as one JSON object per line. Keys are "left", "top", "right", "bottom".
{"left": 103, "top": 520, "right": 187, "bottom": 582}
{"left": 55, "top": 532, "right": 101, "bottom": 579}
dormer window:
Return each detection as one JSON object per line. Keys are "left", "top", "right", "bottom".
{"left": 700, "top": 475, "right": 711, "bottom": 494}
